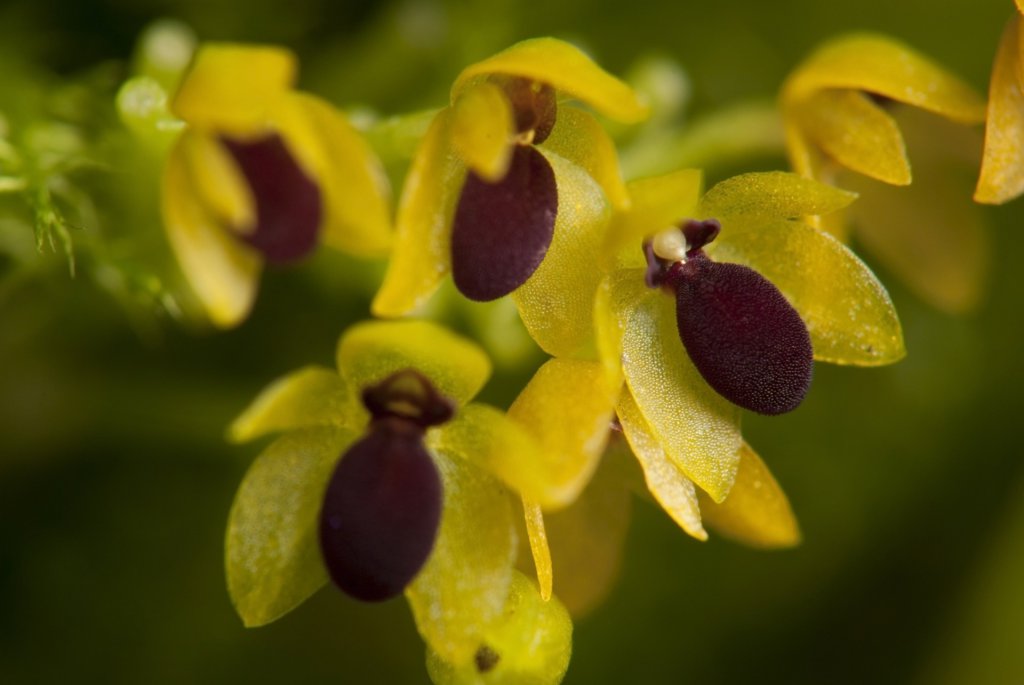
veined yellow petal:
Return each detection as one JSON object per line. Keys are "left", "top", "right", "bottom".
{"left": 790, "top": 89, "right": 911, "bottom": 185}
{"left": 713, "top": 220, "right": 905, "bottom": 366}
{"left": 621, "top": 291, "right": 742, "bottom": 502}
{"left": 336, "top": 319, "right": 491, "bottom": 408}
{"left": 542, "top": 105, "right": 630, "bottom": 210}
{"left": 699, "top": 171, "right": 857, "bottom": 227}
{"left": 784, "top": 33, "right": 986, "bottom": 124}
{"left": 537, "top": 450, "right": 632, "bottom": 618}
{"left": 372, "top": 109, "right": 465, "bottom": 317}
{"left": 228, "top": 366, "right": 357, "bottom": 443}
{"left": 603, "top": 169, "right": 703, "bottom": 266}
{"left": 425, "top": 571, "right": 572, "bottom": 685}
{"left": 512, "top": 150, "right": 611, "bottom": 358}
{"left": 507, "top": 359, "right": 616, "bottom": 510}
{"left": 407, "top": 450, "right": 518, "bottom": 664}
{"left": 172, "top": 43, "right": 296, "bottom": 134}
{"left": 162, "top": 133, "right": 261, "bottom": 328}
{"left": 451, "top": 37, "right": 648, "bottom": 123}
{"left": 272, "top": 92, "right": 392, "bottom": 256}
{"left": 616, "top": 390, "right": 706, "bottom": 540}
{"left": 450, "top": 82, "right": 514, "bottom": 182}
{"left": 179, "top": 129, "right": 254, "bottom": 233}
{"left": 522, "top": 499, "right": 553, "bottom": 601}
{"left": 976, "top": 16, "right": 1024, "bottom": 204}
{"left": 226, "top": 427, "right": 356, "bottom": 627}
{"left": 697, "top": 442, "right": 801, "bottom": 548}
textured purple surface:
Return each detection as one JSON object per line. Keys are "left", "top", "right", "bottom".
{"left": 221, "top": 134, "right": 322, "bottom": 265}
{"left": 318, "top": 422, "right": 442, "bottom": 602}
{"left": 672, "top": 255, "right": 813, "bottom": 415}
{"left": 451, "top": 145, "right": 557, "bottom": 301}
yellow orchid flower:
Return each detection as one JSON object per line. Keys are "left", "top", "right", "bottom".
{"left": 225, "top": 319, "right": 572, "bottom": 684}
{"left": 977, "top": 2, "right": 1024, "bottom": 205}
{"left": 781, "top": 33, "right": 990, "bottom": 313}
{"left": 372, "top": 37, "right": 648, "bottom": 359}
{"left": 162, "top": 43, "right": 392, "bottom": 327}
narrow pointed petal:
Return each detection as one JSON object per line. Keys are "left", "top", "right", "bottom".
{"left": 698, "top": 442, "right": 801, "bottom": 548}
{"left": 451, "top": 146, "right": 557, "bottom": 301}
{"left": 426, "top": 572, "right": 572, "bottom": 685}
{"left": 162, "top": 133, "right": 261, "bottom": 328}
{"left": 603, "top": 169, "right": 703, "bottom": 267}
{"left": 450, "top": 82, "right": 514, "bottom": 182}
{"left": 228, "top": 365, "right": 357, "bottom": 443}
{"left": 373, "top": 109, "right": 464, "bottom": 317}
{"left": 172, "top": 43, "right": 296, "bottom": 135}
{"left": 507, "top": 359, "right": 616, "bottom": 509}
{"left": 976, "top": 16, "right": 1024, "bottom": 204}
{"left": 785, "top": 33, "right": 986, "bottom": 124}
{"left": 522, "top": 499, "right": 553, "bottom": 601}
{"left": 452, "top": 37, "right": 648, "bottom": 123}
{"left": 673, "top": 257, "right": 813, "bottom": 416}
{"left": 336, "top": 319, "right": 491, "bottom": 409}
{"left": 621, "top": 292, "right": 742, "bottom": 502}
{"left": 616, "top": 390, "right": 706, "bottom": 540}
{"left": 226, "top": 427, "right": 355, "bottom": 627}
{"left": 512, "top": 150, "right": 611, "bottom": 357}
{"left": 407, "top": 450, "right": 518, "bottom": 664}
{"left": 713, "top": 220, "right": 905, "bottom": 365}
{"left": 272, "top": 93, "right": 392, "bottom": 256}
{"left": 699, "top": 171, "right": 857, "bottom": 227}
{"left": 790, "top": 90, "right": 911, "bottom": 185}
{"left": 593, "top": 271, "right": 643, "bottom": 393}
{"left": 537, "top": 451, "right": 632, "bottom": 618}
{"left": 541, "top": 105, "right": 630, "bottom": 210}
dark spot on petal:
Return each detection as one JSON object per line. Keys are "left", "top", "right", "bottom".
{"left": 670, "top": 255, "right": 813, "bottom": 415}
{"left": 319, "top": 426, "right": 442, "bottom": 602}
{"left": 361, "top": 369, "right": 455, "bottom": 429}
{"left": 493, "top": 76, "right": 558, "bottom": 144}
{"left": 451, "top": 145, "right": 557, "bottom": 301}
{"left": 221, "top": 134, "right": 322, "bottom": 265}
{"left": 474, "top": 645, "right": 501, "bottom": 673}
{"left": 865, "top": 91, "right": 896, "bottom": 109}
{"left": 643, "top": 239, "right": 672, "bottom": 289}
{"left": 681, "top": 218, "right": 720, "bottom": 256}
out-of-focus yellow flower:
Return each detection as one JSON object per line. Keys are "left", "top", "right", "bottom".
{"left": 225, "top": 319, "right": 572, "bottom": 684}
{"left": 781, "top": 33, "right": 989, "bottom": 313}
{"left": 372, "top": 37, "right": 648, "bottom": 360}
{"left": 162, "top": 43, "right": 392, "bottom": 327}
{"left": 977, "top": 2, "right": 1024, "bottom": 205}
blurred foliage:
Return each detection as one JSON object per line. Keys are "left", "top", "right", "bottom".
{"left": 1, "top": 0, "right": 1023, "bottom": 683}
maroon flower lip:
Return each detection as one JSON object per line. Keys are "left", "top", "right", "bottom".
{"left": 318, "top": 370, "right": 453, "bottom": 602}
{"left": 645, "top": 219, "right": 814, "bottom": 415}
{"left": 221, "top": 133, "right": 322, "bottom": 265}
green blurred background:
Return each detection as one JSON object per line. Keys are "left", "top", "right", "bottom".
{"left": 1, "top": 0, "right": 1022, "bottom": 682}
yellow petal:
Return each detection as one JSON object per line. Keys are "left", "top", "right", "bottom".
{"left": 162, "top": 133, "right": 261, "bottom": 328}
{"left": 228, "top": 366, "right": 358, "bottom": 443}
{"left": 178, "top": 128, "right": 254, "bottom": 232}
{"left": 336, "top": 319, "right": 491, "bottom": 408}
{"left": 450, "top": 82, "right": 514, "bottom": 182}
{"left": 425, "top": 571, "right": 572, "bottom": 685}
{"left": 272, "top": 92, "right": 392, "bottom": 256}
{"left": 522, "top": 498, "right": 553, "bottom": 602}
{"left": 790, "top": 89, "right": 911, "bottom": 185}
{"left": 452, "top": 37, "right": 648, "bottom": 123}
{"left": 511, "top": 150, "right": 611, "bottom": 358}
{"left": 616, "top": 390, "right": 706, "bottom": 540}
{"left": 713, "top": 220, "right": 905, "bottom": 366}
{"left": 784, "top": 33, "right": 986, "bottom": 124}
{"left": 697, "top": 441, "right": 801, "bottom": 548}
{"left": 537, "top": 449, "right": 632, "bottom": 618}
{"left": 541, "top": 105, "right": 630, "bottom": 210}
{"left": 372, "top": 109, "right": 465, "bottom": 317}
{"left": 507, "top": 358, "right": 616, "bottom": 510}
{"left": 976, "top": 16, "right": 1024, "bottom": 204}
{"left": 603, "top": 169, "right": 703, "bottom": 267}
{"left": 407, "top": 450, "right": 518, "bottom": 664}
{"left": 699, "top": 171, "right": 857, "bottom": 227}
{"left": 621, "top": 290, "right": 742, "bottom": 502}
{"left": 226, "top": 427, "right": 355, "bottom": 627}
{"left": 172, "top": 43, "right": 296, "bottom": 134}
